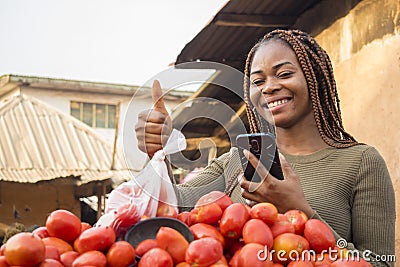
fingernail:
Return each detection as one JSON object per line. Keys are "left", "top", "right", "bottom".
{"left": 243, "top": 149, "right": 249, "bottom": 157}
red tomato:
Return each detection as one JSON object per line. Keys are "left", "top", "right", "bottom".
{"left": 0, "top": 244, "right": 5, "bottom": 256}
{"left": 41, "top": 237, "right": 73, "bottom": 255}
{"left": 237, "top": 243, "right": 273, "bottom": 267}
{"left": 272, "top": 263, "right": 285, "bottom": 267}
{"left": 331, "top": 257, "right": 373, "bottom": 267}
{"left": 156, "top": 227, "right": 189, "bottom": 264}
{"left": 59, "top": 251, "right": 79, "bottom": 267}
{"left": 185, "top": 237, "right": 223, "bottom": 267}
{"left": 32, "top": 226, "right": 50, "bottom": 239}
{"left": 195, "top": 202, "right": 223, "bottom": 224}
{"left": 249, "top": 202, "right": 278, "bottom": 226}
{"left": 270, "top": 214, "right": 295, "bottom": 238}
{"left": 195, "top": 191, "right": 233, "bottom": 211}
{"left": 156, "top": 201, "right": 178, "bottom": 218}
{"left": 138, "top": 248, "right": 173, "bottom": 267}
{"left": 106, "top": 241, "right": 136, "bottom": 267}
{"left": 4, "top": 232, "right": 45, "bottom": 267}
{"left": 303, "top": 219, "right": 335, "bottom": 253}
{"left": 242, "top": 219, "right": 273, "bottom": 248}
{"left": 187, "top": 208, "right": 198, "bottom": 226}
{"left": 189, "top": 223, "right": 225, "bottom": 246}
{"left": 219, "top": 203, "right": 250, "bottom": 239}
{"left": 135, "top": 239, "right": 158, "bottom": 257}
{"left": 73, "top": 226, "right": 116, "bottom": 253}
{"left": 312, "top": 253, "right": 334, "bottom": 266}
{"left": 80, "top": 222, "right": 92, "bottom": 233}
{"left": 39, "top": 259, "right": 63, "bottom": 267}
{"left": 175, "top": 263, "right": 190, "bottom": 267}
{"left": 45, "top": 209, "right": 81, "bottom": 243}
{"left": 229, "top": 249, "right": 241, "bottom": 267}
{"left": 0, "top": 256, "right": 9, "bottom": 267}
{"left": 177, "top": 211, "right": 191, "bottom": 225}
{"left": 44, "top": 245, "right": 60, "bottom": 261}
{"left": 287, "top": 260, "right": 313, "bottom": 267}
{"left": 272, "top": 233, "right": 310, "bottom": 264}
{"left": 72, "top": 250, "right": 107, "bottom": 267}
{"left": 284, "top": 210, "right": 308, "bottom": 235}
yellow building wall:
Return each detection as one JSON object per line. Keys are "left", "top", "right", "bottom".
{"left": 0, "top": 181, "right": 81, "bottom": 227}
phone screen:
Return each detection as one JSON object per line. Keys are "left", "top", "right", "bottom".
{"left": 236, "top": 133, "right": 284, "bottom": 182}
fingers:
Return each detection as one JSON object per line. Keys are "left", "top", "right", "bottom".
{"left": 279, "top": 153, "right": 296, "bottom": 180}
{"left": 152, "top": 80, "right": 169, "bottom": 117}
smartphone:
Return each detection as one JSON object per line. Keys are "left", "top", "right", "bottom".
{"left": 236, "top": 133, "right": 284, "bottom": 182}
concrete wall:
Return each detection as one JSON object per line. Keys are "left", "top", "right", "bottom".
{"left": 0, "top": 180, "right": 80, "bottom": 227}
{"left": 301, "top": 0, "right": 399, "bottom": 262}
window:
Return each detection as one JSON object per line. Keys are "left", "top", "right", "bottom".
{"left": 70, "top": 101, "right": 116, "bottom": 128}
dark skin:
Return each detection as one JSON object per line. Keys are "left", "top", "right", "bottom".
{"left": 135, "top": 40, "right": 329, "bottom": 218}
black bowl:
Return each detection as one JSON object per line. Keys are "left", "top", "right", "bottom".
{"left": 124, "top": 217, "right": 194, "bottom": 249}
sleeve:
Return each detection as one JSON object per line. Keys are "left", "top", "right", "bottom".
{"left": 174, "top": 151, "right": 231, "bottom": 211}
{"left": 311, "top": 147, "right": 396, "bottom": 267}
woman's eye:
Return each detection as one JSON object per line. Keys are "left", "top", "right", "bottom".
{"left": 251, "top": 80, "right": 264, "bottom": 86}
{"left": 278, "top": 71, "right": 292, "bottom": 78}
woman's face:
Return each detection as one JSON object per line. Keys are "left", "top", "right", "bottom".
{"left": 249, "top": 40, "right": 313, "bottom": 129}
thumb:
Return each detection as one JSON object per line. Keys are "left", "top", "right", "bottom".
{"left": 152, "top": 80, "right": 168, "bottom": 116}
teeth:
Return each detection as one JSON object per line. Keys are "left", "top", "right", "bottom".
{"left": 268, "top": 99, "right": 288, "bottom": 108}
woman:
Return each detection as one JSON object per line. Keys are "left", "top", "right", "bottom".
{"left": 135, "top": 29, "right": 395, "bottom": 266}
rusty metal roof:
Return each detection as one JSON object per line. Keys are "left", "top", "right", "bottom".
{"left": 0, "top": 94, "right": 132, "bottom": 184}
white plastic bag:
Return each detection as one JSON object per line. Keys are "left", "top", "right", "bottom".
{"left": 96, "top": 129, "right": 186, "bottom": 238}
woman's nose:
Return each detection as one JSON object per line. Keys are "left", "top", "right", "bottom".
{"left": 262, "top": 78, "right": 280, "bottom": 94}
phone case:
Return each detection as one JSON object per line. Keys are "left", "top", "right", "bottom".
{"left": 236, "top": 133, "right": 284, "bottom": 182}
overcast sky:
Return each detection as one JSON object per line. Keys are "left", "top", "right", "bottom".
{"left": 0, "top": 1, "right": 228, "bottom": 87}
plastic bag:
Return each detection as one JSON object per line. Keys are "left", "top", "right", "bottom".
{"left": 96, "top": 129, "right": 186, "bottom": 239}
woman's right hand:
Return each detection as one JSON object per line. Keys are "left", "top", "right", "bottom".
{"left": 135, "top": 80, "right": 172, "bottom": 158}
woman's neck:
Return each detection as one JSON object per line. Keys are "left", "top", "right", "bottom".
{"left": 276, "top": 122, "right": 329, "bottom": 155}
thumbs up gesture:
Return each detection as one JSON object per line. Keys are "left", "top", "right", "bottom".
{"left": 135, "top": 80, "right": 172, "bottom": 158}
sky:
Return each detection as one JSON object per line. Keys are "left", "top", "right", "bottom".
{"left": 0, "top": 0, "right": 228, "bottom": 87}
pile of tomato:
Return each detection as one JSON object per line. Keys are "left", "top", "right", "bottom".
{"left": 0, "top": 191, "right": 372, "bottom": 267}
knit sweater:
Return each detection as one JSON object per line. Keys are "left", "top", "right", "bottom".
{"left": 174, "top": 144, "right": 395, "bottom": 266}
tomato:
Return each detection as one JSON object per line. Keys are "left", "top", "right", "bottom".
{"left": 270, "top": 214, "right": 295, "bottom": 238}
{"left": 287, "top": 260, "right": 313, "bottom": 267}
{"left": 185, "top": 237, "right": 223, "bottom": 267}
{"left": 284, "top": 210, "right": 308, "bottom": 236}
{"left": 138, "top": 248, "right": 173, "bottom": 267}
{"left": 0, "top": 256, "right": 9, "bottom": 267}
{"left": 44, "top": 246, "right": 60, "bottom": 261}
{"left": 195, "top": 202, "right": 223, "bottom": 225}
{"left": 331, "top": 257, "right": 373, "bottom": 267}
{"left": 209, "top": 257, "right": 229, "bottom": 267}
{"left": 32, "top": 227, "right": 50, "bottom": 239}
{"left": 312, "top": 253, "right": 334, "bottom": 266}
{"left": 190, "top": 223, "right": 225, "bottom": 246}
{"left": 4, "top": 232, "right": 45, "bottom": 267}
{"left": 219, "top": 203, "right": 250, "bottom": 239}
{"left": 106, "top": 241, "right": 136, "bottom": 267}
{"left": 195, "top": 191, "right": 233, "bottom": 211}
{"left": 249, "top": 202, "right": 278, "bottom": 226}
{"left": 42, "top": 237, "right": 73, "bottom": 255}
{"left": 177, "top": 211, "right": 191, "bottom": 225}
{"left": 272, "top": 233, "right": 310, "bottom": 264}
{"left": 0, "top": 244, "right": 5, "bottom": 256}
{"left": 242, "top": 219, "right": 273, "bottom": 248}
{"left": 186, "top": 208, "right": 198, "bottom": 226}
{"left": 229, "top": 249, "right": 241, "bottom": 267}
{"left": 73, "top": 226, "right": 116, "bottom": 253}
{"left": 80, "top": 222, "right": 92, "bottom": 233}
{"left": 236, "top": 243, "right": 273, "bottom": 267}
{"left": 156, "top": 226, "right": 189, "bottom": 264}
{"left": 39, "top": 259, "right": 63, "bottom": 267}
{"left": 156, "top": 201, "right": 178, "bottom": 218}
{"left": 72, "top": 250, "right": 107, "bottom": 267}
{"left": 45, "top": 209, "right": 81, "bottom": 243}
{"left": 303, "top": 219, "right": 335, "bottom": 253}
{"left": 175, "top": 263, "right": 190, "bottom": 267}
{"left": 272, "top": 263, "right": 285, "bottom": 267}
{"left": 59, "top": 251, "right": 79, "bottom": 267}
{"left": 135, "top": 239, "right": 158, "bottom": 257}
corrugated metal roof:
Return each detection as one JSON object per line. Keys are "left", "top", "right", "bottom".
{"left": 0, "top": 94, "right": 133, "bottom": 184}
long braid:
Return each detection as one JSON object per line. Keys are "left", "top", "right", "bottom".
{"left": 243, "top": 29, "right": 358, "bottom": 148}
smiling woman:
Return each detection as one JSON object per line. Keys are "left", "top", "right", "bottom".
{"left": 135, "top": 29, "right": 395, "bottom": 267}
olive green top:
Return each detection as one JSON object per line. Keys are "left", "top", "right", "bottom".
{"left": 174, "top": 144, "right": 395, "bottom": 266}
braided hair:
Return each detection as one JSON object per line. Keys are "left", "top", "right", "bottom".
{"left": 243, "top": 29, "right": 358, "bottom": 148}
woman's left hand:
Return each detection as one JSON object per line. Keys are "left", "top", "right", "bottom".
{"left": 240, "top": 150, "right": 314, "bottom": 217}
